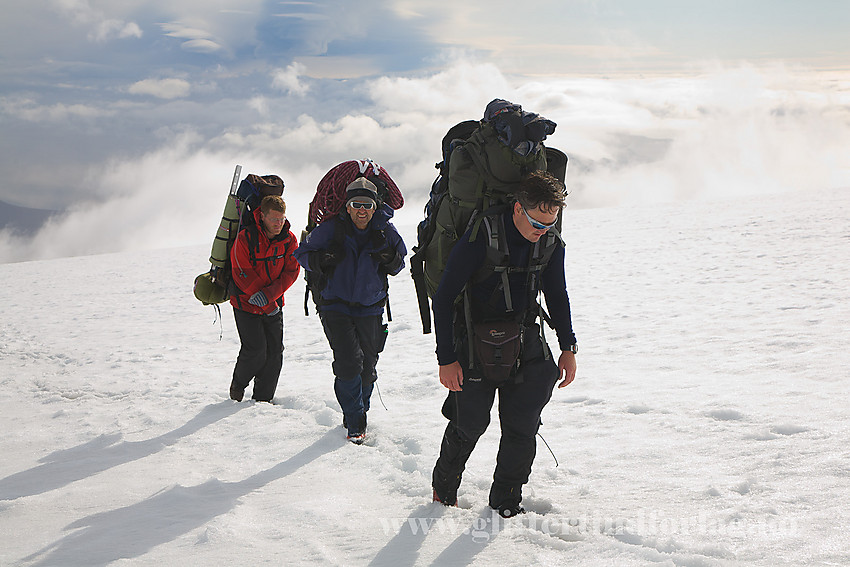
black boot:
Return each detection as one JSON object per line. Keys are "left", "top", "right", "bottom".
{"left": 432, "top": 468, "right": 460, "bottom": 507}
{"left": 489, "top": 484, "right": 525, "bottom": 518}
{"left": 229, "top": 380, "right": 244, "bottom": 402}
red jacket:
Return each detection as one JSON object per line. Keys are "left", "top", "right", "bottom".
{"left": 229, "top": 209, "right": 300, "bottom": 315}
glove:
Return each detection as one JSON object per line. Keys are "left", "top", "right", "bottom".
{"left": 266, "top": 306, "right": 281, "bottom": 316}
{"left": 371, "top": 247, "right": 402, "bottom": 274}
{"left": 248, "top": 291, "right": 268, "bottom": 307}
{"left": 316, "top": 250, "right": 341, "bottom": 272}
{"left": 370, "top": 247, "right": 397, "bottom": 266}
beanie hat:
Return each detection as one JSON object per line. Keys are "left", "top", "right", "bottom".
{"left": 345, "top": 177, "right": 378, "bottom": 205}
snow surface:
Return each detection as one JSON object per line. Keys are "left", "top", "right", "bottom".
{"left": 1, "top": 187, "right": 849, "bottom": 567}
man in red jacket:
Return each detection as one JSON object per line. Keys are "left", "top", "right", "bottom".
{"left": 229, "top": 195, "right": 300, "bottom": 402}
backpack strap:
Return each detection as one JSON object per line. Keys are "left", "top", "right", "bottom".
{"left": 410, "top": 244, "right": 433, "bottom": 333}
{"left": 370, "top": 226, "right": 393, "bottom": 322}
{"left": 480, "top": 215, "right": 514, "bottom": 313}
{"left": 470, "top": 213, "right": 564, "bottom": 361}
{"left": 304, "top": 217, "right": 346, "bottom": 314}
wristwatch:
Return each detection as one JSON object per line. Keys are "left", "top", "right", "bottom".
{"left": 567, "top": 344, "right": 578, "bottom": 354}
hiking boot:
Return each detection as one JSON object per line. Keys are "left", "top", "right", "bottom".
{"left": 347, "top": 431, "right": 366, "bottom": 445}
{"left": 432, "top": 488, "right": 458, "bottom": 507}
{"left": 432, "top": 467, "right": 461, "bottom": 508}
{"left": 229, "top": 385, "right": 244, "bottom": 402}
{"left": 493, "top": 502, "right": 526, "bottom": 518}
{"left": 489, "top": 484, "right": 524, "bottom": 518}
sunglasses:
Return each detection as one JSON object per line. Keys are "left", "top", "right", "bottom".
{"left": 348, "top": 201, "right": 375, "bottom": 210}
{"left": 522, "top": 207, "right": 557, "bottom": 230}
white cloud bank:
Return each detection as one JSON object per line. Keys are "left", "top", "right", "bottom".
{"left": 2, "top": 62, "right": 849, "bottom": 263}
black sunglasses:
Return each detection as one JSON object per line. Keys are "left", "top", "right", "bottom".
{"left": 348, "top": 201, "right": 375, "bottom": 210}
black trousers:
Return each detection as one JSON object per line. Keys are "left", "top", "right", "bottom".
{"left": 232, "top": 308, "right": 284, "bottom": 402}
{"left": 318, "top": 310, "right": 386, "bottom": 384}
{"left": 433, "top": 324, "right": 558, "bottom": 507}
{"left": 319, "top": 310, "right": 387, "bottom": 434}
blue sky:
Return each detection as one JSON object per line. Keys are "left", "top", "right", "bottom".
{"left": 1, "top": 1, "right": 849, "bottom": 261}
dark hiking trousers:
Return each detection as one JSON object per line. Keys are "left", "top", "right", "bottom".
{"left": 319, "top": 310, "right": 386, "bottom": 434}
{"left": 232, "top": 307, "right": 284, "bottom": 402}
{"left": 433, "top": 325, "right": 558, "bottom": 507}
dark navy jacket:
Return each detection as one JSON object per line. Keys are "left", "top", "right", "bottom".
{"left": 294, "top": 204, "right": 407, "bottom": 317}
{"left": 433, "top": 210, "right": 576, "bottom": 365}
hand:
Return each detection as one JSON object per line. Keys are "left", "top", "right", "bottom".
{"left": 371, "top": 247, "right": 402, "bottom": 274}
{"left": 439, "top": 361, "right": 464, "bottom": 391}
{"left": 317, "top": 250, "right": 340, "bottom": 271}
{"left": 266, "top": 306, "right": 280, "bottom": 316}
{"left": 370, "top": 247, "right": 397, "bottom": 265}
{"left": 248, "top": 291, "right": 268, "bottom": 307}
{"left": 557, "top": 351, "right": 577, "bottom": 388}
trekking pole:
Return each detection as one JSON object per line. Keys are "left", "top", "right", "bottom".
{"left": 374, "top": 382, "right": 388, "bottom": 411}
{"left": 537, "top": 432, "right": 559, "bottom": 467}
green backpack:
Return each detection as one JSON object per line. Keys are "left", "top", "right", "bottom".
{"left": 194, "top": 166, "right": 285, "bottom": 306}
{"left": 409, "top": 100, "right": 567, "bottom": 333}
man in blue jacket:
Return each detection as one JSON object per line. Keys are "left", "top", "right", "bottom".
{"left": 294, "top": 178, "right": 407, "bottom": 444}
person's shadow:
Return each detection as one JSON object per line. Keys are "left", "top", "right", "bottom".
{"left": 368, "top": 505, "right": 500, "bottom": 566}
{"left": 22, "top": 429, "right": 345, "bottom": 567}
{"left": 368, "top": 504, "right": 447, "bottom": 567}
{"left": 430, "top": 507, "right": 503, "bottom": 566}
{"left": 0, "top": 401, "right": 244, "bottom": 501}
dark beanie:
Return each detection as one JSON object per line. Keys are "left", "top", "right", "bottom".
{"left": 345, "top": 177, "right": 378, "bottom": 204}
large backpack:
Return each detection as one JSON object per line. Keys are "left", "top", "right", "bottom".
{"left": 194, "top": 166, "right": 285, "bottom": 307}
{"left": 410, "top": 100, "right": 568, "bottom": 333}
{"left": 301, "top": 159, "right": 404, "bottom": 316}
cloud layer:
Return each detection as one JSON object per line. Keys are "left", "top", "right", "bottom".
{"left": 2, "top": 2, "right": 850, "bottom": 262}
{"left": 2, "top": 62, "right": 849, "bottom": 263}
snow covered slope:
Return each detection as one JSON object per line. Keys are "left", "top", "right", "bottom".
{"left": 1, "top": 187, "right": 848, "bottom": 566}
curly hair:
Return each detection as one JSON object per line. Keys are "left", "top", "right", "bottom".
{"left": 513, "top": 170, "right": 567, "bottom": 214}
{"left": 260, "top": 195, "right": 286, "bottom": 215}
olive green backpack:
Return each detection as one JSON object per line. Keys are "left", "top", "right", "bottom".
{"left": 409, "top": 103, "right": 567, "bottom": 333}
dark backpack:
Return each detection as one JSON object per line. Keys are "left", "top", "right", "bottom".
{"left": 194, "top": 167, "right": 284, "bottom": 306}
{"left": 301, "top": 159, "right": 404, "bottom": 316}
{"left": 409, "top": 103, "right": 568, "bottom": 333}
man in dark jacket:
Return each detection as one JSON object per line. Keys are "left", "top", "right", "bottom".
{"left": 229, "top": 195, "right": 300, "bottom": 403}
{"left": 294, "top": 178, "right": 407, "bottom": 444}
{"left": 431, "top": 170, "right": 577, "bottom": 518}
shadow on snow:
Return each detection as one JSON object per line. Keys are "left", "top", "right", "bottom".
{"left": 0, "top": 402, "right": 245, "bottom": 501}
{"left": 23, "top": 429, "right": 345, "bottom": 566}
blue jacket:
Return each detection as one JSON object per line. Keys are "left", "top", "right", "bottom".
{"left": 294, "top": 204, "right": 407, "bottom": 316}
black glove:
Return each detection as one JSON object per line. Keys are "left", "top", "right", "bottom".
{"left": 370, "top": 247, "right": 402, "bottom": 273}
{"left": 314, "top": 250, "right": 341, "bottom": 274}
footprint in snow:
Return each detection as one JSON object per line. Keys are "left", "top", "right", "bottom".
{"left": 706, "top": 409, "right": 746, "bottom": 421}
{"left": 626, "top": 405, "right": 651, "bottom": 415}
{"left": 770, "top": 424, "right": 809, "bottom": 436}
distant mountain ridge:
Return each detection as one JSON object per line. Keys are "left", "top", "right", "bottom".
{"left": 0, "top": 200, "right": 59, "bottom": 235}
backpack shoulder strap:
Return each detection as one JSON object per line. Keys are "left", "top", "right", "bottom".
{"left": 244, "top": 221, "right": 260, "bottom": 264}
